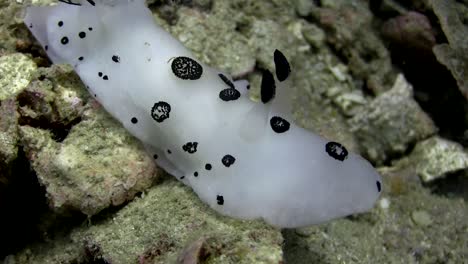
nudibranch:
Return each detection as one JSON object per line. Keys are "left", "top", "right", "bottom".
{"left": 24, "top": 0, "right": 382, "bottom": 228}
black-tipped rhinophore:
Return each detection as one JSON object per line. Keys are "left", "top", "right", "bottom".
{"left": 274, "top": 49, "right": 291, "bottom": 82}
{"left": 261, "top": 69, "right": 276, "bottom": 103}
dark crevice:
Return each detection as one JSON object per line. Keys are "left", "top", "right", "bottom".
{"left": 0, "top": 148, "right": 47, "bottom": 258}
{"left": 371, "top": 1, "right": 466, "bottom": 146}
{"left": 82, "top": 240, "right": 111, "bottom": 264}
{"left": 428, "top": 172, "right": 468, "bottom": 201}
{"left": 18, "top": 115, "right": 82, "bottom": 142}
{"left": 380, "top": 139, "right": 421, "bottom": 167}
{"left": 13, "top": 24, "right": 52, "bottom": 67}
{"left": 282, "top": 229, "right": 330, "bottom": 264}
{"left": 0, "top": 148, "right": 90, "bottom": 259}
{"left": 387, "top": 41, "right": 467, "bottom": 146}
{"left": 326, "top": 43, "right": 349, "bottom": 65}
{"left": 313, "top": 0, "right": 322, "bottom": 7}
{"left": 16, "top": 88, "right": 82, "bottom": 143}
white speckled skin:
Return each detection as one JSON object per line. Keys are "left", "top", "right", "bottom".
{"left": 24, "top": 0, "right": 382, "bottom": 228}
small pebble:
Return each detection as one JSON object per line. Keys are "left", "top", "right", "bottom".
{"left": 411, "top": 210, "right": 432, "bottom": 227}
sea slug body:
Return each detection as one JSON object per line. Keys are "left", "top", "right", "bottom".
{"left": 24, "top": 0, "right": 382, "bottom": 228}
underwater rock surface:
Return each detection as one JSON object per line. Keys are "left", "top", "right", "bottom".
{"left": 430, "top": 0, "right": 468, "bottom": 100}
{"left": 349, "top": 74, "right": 437, "bottom": 163}
{"left": 394, "top": 136, "right": 468, "bottom": 183}
{"left": 0, "top": 0, "right": 467, "bottom": 263}
{"left": 8, "top": 180, "right": 283, "bottom": 264}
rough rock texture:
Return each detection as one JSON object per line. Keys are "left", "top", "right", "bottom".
{"left": 379, "top": 0, "right": 468, "bottom": 147}
{"left": 9, "top": 180, "right": 283, "bottom": 264}
{"left": 19, "top": 123, "right": 158, "bottom": 215}
{"left": 349, "top": 74, "right": 437, "bottom": 163}
{"left": 382, "top": 11, "right": 436, "bottom": 53}
{"left": 0, "top": 53, "right": 37, "bottom": 100}
{"left": 430, "top": 0, "right": 468, "bottom": 99}
{"left": 0, "top": 99, "right": 19, "bottom": 168}
{"left": 16, "top": 65, "right": 159, "bottom": 215}
{"left": 168, "top": 3, "right": 256, "bottom": 78}
{"left": 0, "top": 0, "right": 29, "bottom": 52}
{"left": 0, "top": 98, "right": 20, "bottom": 207}
{"left": 308, "top": 0, "right": 397, "bottom": 95}
{"left": 393, "top": 136, "right": 468, "bottom": 183}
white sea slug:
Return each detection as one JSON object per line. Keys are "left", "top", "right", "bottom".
{"left": 24, "top": 0, "right": 382, "bottom": 228}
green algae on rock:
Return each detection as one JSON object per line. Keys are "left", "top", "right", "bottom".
{"left": 19, "top": 118, "right": 159, "bottom": 215}
{"left": 75, "top": 180, "right": 283, "bottom": 263}
{"left": 0, "top": 99, "right": 19, "bottom": 166}
{"left": 0, "top": 53, "right": 37, "bottom": 100}
{"left": 0, "top": 99, "right": 20, "bottom": 204}
{"left": 10, "top": 180, "right": 283, "bottom": 264}
{"left": 17, "top": 65, "right": 159, "bottom": 215}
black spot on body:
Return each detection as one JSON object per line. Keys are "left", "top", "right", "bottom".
{"left": 112, "top": 55, "right": 120, "bottom": 63}
{"left": 221, "top": 155, "right": 235, "bottom": 167}
{"left": 58, "top": 21, "right": 64, "bottom": 27}
{"left": 216, "top": 195, "right": 224, "bottom": 205}
{"left": 219, "top": 88, "right": 240, "bottom": 101}
{"left": 194, "top": 171, "right": 198, "bottom": 177}
{"left": 87, "top": 0, "right": 96, "bottom": 6}
{"left": 61, "top": 36, "right": 69, "bottom": 45}
{"left": 205, "top": 163, "right": 212, "bottom": 170}
{"left": 182, "top": 142, "right": 198, "bottom": 154}
{"left": 261, "top": 70, "right": 275, "bottom": 103}
{"left": 153, "top": 154, "right": 158, "bottom": 159}
{"left": 98, "top": 72, "right": 103, "bottom": 77}
{"left": 325, "top": 141, "right": 348, "bottom": 161}
{"left": 79, "top": 31, "right": 86, "bottom": 38}
{"left": 167, "top": 149, "right": 172, "bottom": 154}
{"left": 45, "top": 45, "right": 48, "bottom": 51}
{"left": 376, "top": 181, "right": 382, "bottom": 192}
{"left": 171, "top": 56, "right": 203, "bottom": 80}
{"left": 274, "top": 49, "right": 291, "bottom": 82}
{"left": 29, "top": 23, "right": 33, "bottom": 28}
{"left": 180, "top": 176, "right": 185, "bottom": 180}
{"left": 78, "top": 56, "right": 84, "bottom": 61}
{"left": 88, "top": 27, "right": 93, "bottom": 31}
{"left": 270, "top": 116, "right": 290, "bottom": 133}
{"left": 131, "top": 117, "right": 138, "bottom": 124}
{"left": 218, "top": 73, "right": 235, "bottom": 89}
{"left": 151, "top": 101, "right": 171, "bottom": 123}
{"left": 103, "top": 75, "right": 109, "bottom": 80}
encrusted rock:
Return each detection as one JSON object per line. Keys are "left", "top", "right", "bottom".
{"left": 17, "top": 66, "right": 159, "bottom": 216}
{"left": 19, "top": 116, "right": 158, "bottom": 215}
{"left": 382, "top": 11, "right": 436, "bottom": 52}
{"left": 0, "top": 53, "right": 37, "bottom": 100}
{"left": 430, "top": 0, "right": 468, "bottom": 100}
{"left": 399, "top": 136, "right": 468, "bottom": 183}
{"left": 349, "top": 74, "right": 437, "bottom": 163}
{"left": 11, "top": 181, "right": 283, "bottom": 264}
{"left": 310, "top": 1, "right": 397, "bottom": 94}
